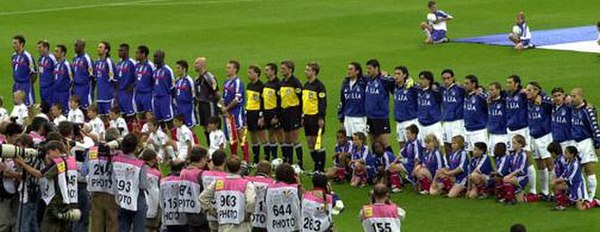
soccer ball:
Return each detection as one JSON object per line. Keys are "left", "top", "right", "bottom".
{"left": 271, "top": 158, "right": 283, "bottom": 169}
{"left": 292, "top": 164, "right": 304, "bottom": 175}
{"left": 512, "top": 25, "right": 522, "bottom": 35}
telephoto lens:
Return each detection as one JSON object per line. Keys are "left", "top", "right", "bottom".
{"left": 57, "top": 209, "right": 82, "bottom": 222}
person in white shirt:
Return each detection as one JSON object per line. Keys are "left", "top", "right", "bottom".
{"left": 207, "top": 116, "right": 226, "bottom": 159}
{"left": 173, "top": 114, "right": 195, "bottom": 163}
{"left": 420, "top": 1, "right": 453, "bottom": 44}
{"left": 509, "top": 12, "right": 534, "bottom": 50}
{"left": 109, "top": 106, "right": 129, "bottom": 136}
{"left": 145, "top": 118, "right": 176, "bottom": 162}
{"left": 10, "top": 91, "right": 29, "bottom": 126}
{"left": 67, "top": 95, "right": 85, "bottom": 124}
{"left": 86, "top": 105, "right": 105, "bottom": 142}
{"left": 0, "top": 96, "right": 8, "bottom": 122}
{"left": 50, "top": 103, "right": 67, "bottom": 126}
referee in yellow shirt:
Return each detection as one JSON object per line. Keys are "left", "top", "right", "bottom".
{"left": 302, "top": 62, "right": 327, "bottom": 172}
{"left": 279, "top": 60, "right": 304, "bottom": 169}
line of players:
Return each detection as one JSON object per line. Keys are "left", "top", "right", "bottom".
{"left": 335, "top": 61, "right": 600, "bottom": 209}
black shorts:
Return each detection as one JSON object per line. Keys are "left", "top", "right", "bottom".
{"left": 367, "top": 118, "right": 391, "bottom": 136}
{"left": 246, "top": 110, "right": 263, "bottom": 132}
{"left": 263, "top": 109, "right": 281, "bottom": 130}
{"left": 197, "top": 101, "right": 218, "bottom": 127}
{"left": 280, "top": 107, "right": 302, "bottom": 132}
{"left": 303, "top": 115, "right": 323, "bottom": 136}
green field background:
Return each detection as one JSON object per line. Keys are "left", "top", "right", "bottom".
{"left": 2, "top": 0, "right": 600, "bottom": 231}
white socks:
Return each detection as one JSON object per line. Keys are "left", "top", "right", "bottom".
{"left": 528, "top": 165, "right": 537, "bottom": 194}
{"left": 587, "top": 174, "right": 597, "bottom": 200}
{"left": 539, "top": 168, "right": 549, "bottom": 195}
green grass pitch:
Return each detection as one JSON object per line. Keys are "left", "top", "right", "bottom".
{"left": 2, "top": 0, "right": 600, "bottom": 231}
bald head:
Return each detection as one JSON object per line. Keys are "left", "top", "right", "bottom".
{"left": 75, "top": 39, "right": 85, "bottom": 54}
{"left": 153, "top": 50, "right": 165, "bottom": 67}
{"left": 570, "top": 88, "right": 585, "bottom": 106}
{"left": 195, "top": 57, "right": 207, "bottom": 73}
{"left": 373, "top": 183, "right": 389, "bottom": 200}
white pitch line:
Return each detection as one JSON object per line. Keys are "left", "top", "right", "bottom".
{"left": 0, "top": 0, "right": 168, "bottom": 16}
{"left": 131, "top": 0, "right": 259, "bottom": 6}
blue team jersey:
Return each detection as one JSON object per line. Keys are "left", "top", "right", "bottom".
{"left": 400, "top": 139, "right": 423, "bottom": 167}
{"left": 505, "top": 89, "right": 528, "bottom": 130}
{"left": 393, "top": 82, "right": 418, "bottom": 122}
{"left": 464, "top": 91, "right": 488, "bottom": 131}
{"left": 553, "top": 154, "right": 567, "bottom": 178}
{"left": 12, "top": 51, "right": 35, "bottom": 83}
{"left": 351, "top": 145, "right": 370, "bottom": 162}
{"left": 488, "top": 96, "right": 507, "bottom": 134}
{"left": 135, "top": 60, "right": 155, "bottom": 93}
{"left": 468, "top": 155, "right": 493, "bottom": 176}
{"left": 527, "top": 94, "right": 553, "bottom": 138}
{"left": 571, "top": 101, "right": 600, "bottom": 148}
{"left": 152, "top": 65, "right": 174, "bottom": 97}
{"left": 94, "top": 57, "right": 116, "bottom": 101}
{"left": 116, "top": 58, "right": 136, "bottom": 92}
{"left": 364, "top": 74, "right": 395, "bottom": 119}
{"left": 374, "top": 151, "right": 396, "bottom": 170}
{"left": 552, "top": 104, "right": 573, "bottom": 143}
{"left": 447, "top": 149, "right": 468, "bottom": 181}
{"left": 38, "top": 54, "right": 57, "bottom": 88}
{"left": 441, "top": 84, "right": 465, "bottom": 122}
{"left": 72, "top": 53, "right": 93, "bottom": 85}
{"left": 175, "top": 76, "right": 195, "bottom": 104}
{"left": 495, "top": 155, "right": 512, "bottom": 177}
{"left": 338, "top": 76, "right": 367, "bottom": 120}
{"left": 53, "top": 60, "right": 72, "bottom": 92}
{"left": 334, "top": 141, "right": 353, "bottom": 167}
{"left": 563, "top": 159, "right": 584, "bottom": 186}
{"left": 417, "top": 86, "right": 443, "bottom": 126}
{"left": 420, "top": 149, "right": 445, "bottom": 175}
{"left": 222, "top": 76, "right": 245, "bottom": 113}
{"left": 508, "top": 150, "right": 528, "bottom": 177}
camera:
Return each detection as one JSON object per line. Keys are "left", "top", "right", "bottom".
{"left": 97, "top": 139, "right": 121, "bottom": 157}
{"left": 0, "top": 144, "right": 42, "bottom": 159}
{"left": 57, "top": 208, "right": 81, "bottom": 222}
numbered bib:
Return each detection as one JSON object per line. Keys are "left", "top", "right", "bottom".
{"left": 87, "top": 147, "right": 114, "bottom": 194}
{"left": 248, "top": 176, "right": 273, "bottom": 228}
{"left": 301, "top": 192, "right": 333, "bottom": 232}
{"left": 214, "top": 178, "right": 249, "bottom": 225}
{"left": 113, "top": 155, "right": 143, "bottom": 211}
{"left": 201, "top": 171, "right": 227, "bottom": 221}
{"left": 146, "top": 168, "right": 161, "bottom": 219}
{"left": 266, "top": 183, "right": 300, "bottom": 232}
{"left": 361, "top": 204, "right": 401, "bottom": 232}
{"left": 54, "top": 156, "right": 78, "bottom": 204}
{"left": 160, "top": 178, "right": 188, "bottom": 226}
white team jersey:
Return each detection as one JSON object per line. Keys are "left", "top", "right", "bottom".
{"left": 110, "top": 117, "right": 129, "bottom": 136}
{"left": 0, "top": 107, "right": 8, "bottom": 122}
{"left": 68, "top": 108, "right": 85, "bottom": 124}
{"left": 10, "top": 104, "right": 28, "bottom": 125}
{"left": 88, "top": 117, "right": 106, "bottom": 140}
{"left": 148, "top": 129, "right": 169, "bottom": 159}
{"left": 209, "top": 130, "right": 226, "bottom": 157}
{"left": 176, "top": 125, "right": 195, "bottom": 160}
{"left": 54, "top": 114, "right": 67, "bottom": 125}
{"left": 427, "top": 10, "right": 452, "bottom": 31}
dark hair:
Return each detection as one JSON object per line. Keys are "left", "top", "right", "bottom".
{"left": 307, "top": 62, "right": 320, "bottom": 75}
{"left": 57, "top": 44, "right": 67, "bottom": 54}
{"left": 176, "top": 60, "right": 188, "bottom": 73}
{"left": 141, "top": 149, "right": 157, "bottom": 162}
{"left": 249, "top": 64, "right": 261, "bottom": 76}
{"left": 474, "top": 142, "right": 487, "bottom": 153}
{"left": 394, "top": 66, "right": 409, "bottom": 78}
{"left": 45, "top": 140, "right": 67, "bottom": 154}
{"left": 281, "top": 60, "right": 295, "bottom": 72}
{"left": 528, "top": 81, "right": 542, "bottom": 92}
{"left": 226, "top": 157, "right": 241, "bottom": 173}
{"left": 406, "top": 124, "right": 419, "bottom": 135}
{"left": 37, "top": 40, "right": 50, "bottom": 49}
{"left": 597, "top": 21, "right": 600, "bottom": 28}
{"left": 419, "top": 70, "right": 434, "bottom": 86}
{"left": 546, "top": 142, "right": 562, "bottom": 155}
{"left": 13, "top": 35, "right": 25, "bottom": 45}
{"left": 5, "top": 123, "right": 23, "bottom": 137}
{"left": 336, "top": 129, "right": 347, "bottom": 136}
{"left": 266, "top": 63, "right": 278, "bottom": 74}
{"left": 27, "top": 117, "right": 49, "bottom": 133}
{"left": 565, "top": 146, "right": 580, "bottom": 160}
{"left": 109, "top": 106, "right": 120, "bottom": 115}
{"left": 228, "top": 60, "right": 240, "bottom": 73}
{"left": 16, "top": 134, "right": 34, "bottom": 148}
{"left": 551, "top": 87, "right": 564, "bottom": 94}
{"left": 353, "top": 132, "right": 367, "bottom": 143}
{"left": 211, "top": 150, "right": 227, "bottom": 167}
{"left": 489, "top": 81, "right": 502, "bottom": 90}
{"left": 190, "top": 146, "right": 207, "bottom": 162}
{"left": 174, "top": 114, "right": 185, "bottom": 123}
{"left": 507, "top": 75, "right": 522, "bottom": 88}
{"left": 441, "top": 69, "right": 454, "bottom": 77}
{"left": 121, "top": 134, "right": 138, "bottom": 154}
{"left": 100, "top": 41, "right": 111, "bottom": 57}
{"left": 46, "top": 132, "right": 63, "bottom": 142}
{"left": 465, "top": 74, "right": 479, "bottom": 88}
{"left": 256, "top": 160, "right": 271, "bottom": 176}
{"left": 69, "top": 95, "right": 81, "bottom": 105}
{"left": 208, "top": 116, "right": 221, "bottom": 128}
{"left": 366, "top": 59, "right": 380, "bottom": 69}
{"left": 137, "top": 45, "right": 149, "bottom": 57}
{"left": 119, "top": 43, "right": 129, "bottom": 51}
{"left": 275, "top": 163, "right": 296, "bottom": 184}
{"left": 312, "top": 172, "right": 328, "bottom": 191}
{"left": 87, "top": 104, "right": 98, "bottom": 113}
{"left": 510, "top": 223, "right": 527, "bottom": 232}
{"left": 57, "top": 121, "right": 73, "bottom": 137}
{"left": 170, "top": 161, "right": 185, "bottom": 173}
{"left": 427, "top": 1, "right": 436, "bottom": 8}
{"left": 349, "top": 62, "right": 363, "bottom": 78}
{"left": 493, "top": 142, "right": 507, "bottom": 157}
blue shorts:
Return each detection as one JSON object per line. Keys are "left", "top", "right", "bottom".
{"left": 403, "top": 163, "right": 415, "bottom": 183}
{"left": 431, "top": 29, "right": 447, "bottom": 42}
{"left": 515, "top": 175, "right": 529, "bottom": 193}
{"left": 135, "top": 91, "right": 153, "bottom": 113}
{"left": 73, "top": 84, "right": 92, "bottom": 109}
{"left": 521, "top": 39, "right": 531, "bottom": 47}
{"left": 176, "top": 102, "right": 197, "bottom": 127}
{"left": 40, "top": 85, "right": 55, "bottom": 105}
{"left": 54, "top": 91, "right": 70, "bottom": 114}
{"left": 13, "top": 82, "right": 35, "bottom": 106}
{"left": 568, "top": 181, "right": 586, "bottom": 202}
{"left": 118, "top": 90, "right": 135, "bottom": 116}
{"left": 152, "top": 95, "right": 174, "bottom": 122}
{"left": 97, "top": 100, "right": 113, "bottom": 115}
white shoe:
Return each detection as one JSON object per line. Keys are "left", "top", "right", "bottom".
{"left": 391, "top": 188, "right": 402, "bottom": 193}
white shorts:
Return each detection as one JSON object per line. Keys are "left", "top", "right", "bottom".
{"left": 559, "top": 140, "right": 576, "bottom": 153}
{"left": 395, "top": 118, "right": 418, "bottom": 142}
{"left": 418, "top": 122, "right": 444, "bottom": 148}
{"left": 442, "top": 120, "right": 465, "bottom": 143}
{"left": 532, "top": 133, "right": 553, "bottom": 159}
{"left": 465, "top": 129, "right": 488, "bottom": 152}
{"left": 507, "top": 127, "right": 532, "bottom": 151}
{"left": 576, "top": 138, "right": 598, "bottom": 164}
{"left": 488, "top": 133, "right": 508, "bottom": 154}
{"left": 344, "top": 116, "right": 367, "bottom": 138}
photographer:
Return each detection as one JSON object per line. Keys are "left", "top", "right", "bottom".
{"left": 0, "top": 122, "right": 24, "bottom": 232}
{"left": 359, "top": 183, "right": 405, "bottom": 232}
{"left": 13, "top": 133, "right": 44, "bottom": 232}
{"left": 89, "top": 128, "right": 120, "bottom": 232}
